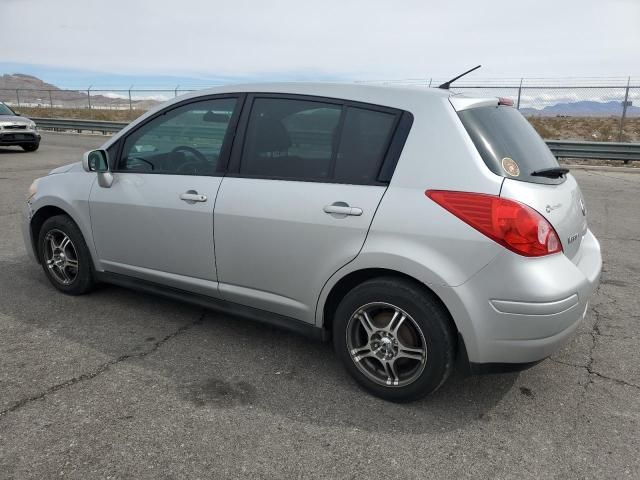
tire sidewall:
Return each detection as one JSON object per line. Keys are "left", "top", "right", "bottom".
{"left": 333, "top": 278, "right": 454, "bottom": 402}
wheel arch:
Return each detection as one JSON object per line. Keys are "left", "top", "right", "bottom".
{"left": 318, "top": 266, "right": 474, "bottom": 372}
{"left": 319, "top": 267, "right": 458, "bottom": 337}
{"left": 29, "top": 203, "right": 90, "bottom": 264}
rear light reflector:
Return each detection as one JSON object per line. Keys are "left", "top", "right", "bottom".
{"left": 426, "top": 190, "right": 562, "bottom": 257}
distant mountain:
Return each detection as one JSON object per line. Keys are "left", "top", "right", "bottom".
{"left": 0, "top": 73, "right": 160, "bottom": 109}
{"left": 0, "top": 73, "right": 59, "bottom": 90}
{"left": 521, "top": 100, "right": 640, "bottom": 117}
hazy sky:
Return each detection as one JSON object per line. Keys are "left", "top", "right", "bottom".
{"left": 1, "top": 0, "right": 639, "bottom": 83}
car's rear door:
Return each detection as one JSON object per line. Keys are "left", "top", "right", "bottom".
{"left": 89, "top": 95, "right": 242, "bottom": 295}
{"left": 213, "top": 94, "right": 410, "bottom": 323}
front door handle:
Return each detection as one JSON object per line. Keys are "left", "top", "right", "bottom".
{"left": 180, "top": 191, "right": 207, "bottom": 203}
{"left": 323, "top": 203, "right": 363, "bottom": 216}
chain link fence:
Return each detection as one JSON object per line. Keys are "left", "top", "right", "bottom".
{"left": 1, "top": 77, "right": 638, "bottom": 141}
{"left": 357, "top": 77, "right": 639, "bottom": 142}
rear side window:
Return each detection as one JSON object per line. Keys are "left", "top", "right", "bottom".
{"left": 335, "top": 107, "right": 396, "bottom": 184}
{"left": 239, "top": 97, "right": 404, "bottom": 184}
{"left": 458, "top": 105, "right": 562, "bottom": 184}
{"left": 241, "top": 98, "right": 341, "bottom": 180}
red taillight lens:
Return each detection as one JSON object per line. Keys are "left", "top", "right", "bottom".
{"left": 426, "top": 190, "right": 562, "bottom": 257}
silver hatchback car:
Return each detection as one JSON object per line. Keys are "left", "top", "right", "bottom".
{"left": 23, "top": 83, "right": 601, "bottom": 401}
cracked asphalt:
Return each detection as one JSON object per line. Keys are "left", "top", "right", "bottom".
{"left": 0, "top": 133, "right": 638, "bottom": 479}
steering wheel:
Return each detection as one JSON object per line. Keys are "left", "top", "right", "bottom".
{"left": 171, "top": 145, "right": 208, "bottom": 162}
{"left": 171, "top": 145, "right": 209, "bottom": 173}
{"left": 171, "top": 145, "right": 209, "bottom": 174}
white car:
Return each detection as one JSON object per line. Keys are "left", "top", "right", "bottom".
{"left": 0, "top": 102, "right": 40, "bottom": 151}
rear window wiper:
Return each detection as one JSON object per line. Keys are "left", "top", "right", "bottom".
{"left": 531, "top": 167, "right": 570, "bottom": 178}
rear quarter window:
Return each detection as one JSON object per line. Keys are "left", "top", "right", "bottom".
{"left": 458, "top": 105, "right": 563, "bottom": 185}
{"left": 334, "top": 107, "right": 397, "bottom": 184}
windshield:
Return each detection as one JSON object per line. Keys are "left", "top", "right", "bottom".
{"left": 0, "top": 103, "right": 15, "bottom": 116}
{"left": 458, "top": 105, "right": 563, "bottom": 185}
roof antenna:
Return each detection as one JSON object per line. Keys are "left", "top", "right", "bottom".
{"left": 438, "top": 65, "right": 482, "bottom": 90}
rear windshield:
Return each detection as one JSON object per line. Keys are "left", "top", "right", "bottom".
{"left": 458, "top": 105, "right": 563, "bottom": 184}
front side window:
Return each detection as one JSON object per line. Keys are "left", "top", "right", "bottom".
{"left": 119, "top": 97, "right": 237, "bottom": 175}
{"left": 240, "top": 98, "right": 341, "bottom": 180}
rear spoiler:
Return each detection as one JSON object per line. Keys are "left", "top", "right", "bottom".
{"left": 449, "top": 96, "right": 499, "bottom": 112}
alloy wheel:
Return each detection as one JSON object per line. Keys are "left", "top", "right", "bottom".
{"left": 43, "top": 229, "right": 79, "bottom": 285}
{"left": 346, "top": 302, "right": 427, "bottom": 387}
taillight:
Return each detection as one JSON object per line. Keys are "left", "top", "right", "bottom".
{"left": 426, "top": 190, "right": 562, "bottom": 257}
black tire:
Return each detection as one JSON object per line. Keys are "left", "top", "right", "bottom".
{"left": 22, "top": 142, "right": 40, "bottom": 152}
{"left": 333, "top": 277, "right": 455, "bottom": 402}
{"left": 37, "top": 215, "right": 94, "bottom": 295}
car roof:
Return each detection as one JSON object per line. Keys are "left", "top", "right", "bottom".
{"left": 174, "top": 82, "right": 451, "bottom": 109}
{"left": 104, "top": 82, "right": 453, "bottom": 149}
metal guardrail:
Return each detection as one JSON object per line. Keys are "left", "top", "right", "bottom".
{"left": 545, "top": 140, "right": 640, "bottom": 163}
{"left": 31, "top": 117, "right": 640, "bottom": 163}
{"left": 31, "top": 117, "right": 126, "bottom": 133}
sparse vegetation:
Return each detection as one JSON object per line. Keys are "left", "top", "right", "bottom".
{"left": 527, "top": 116, "right": 640, "bottom": 142}
{"left": 18, "top": 106, "right": 144, "bottom": 122}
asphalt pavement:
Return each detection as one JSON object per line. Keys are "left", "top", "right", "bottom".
{"left": 0, "top": 133, "right": 638, "bottom": 479}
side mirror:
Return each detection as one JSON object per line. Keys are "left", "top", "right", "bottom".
{"left": 14, "top": 111, "right": 21, "bottom": 116}
{"left": 82, "top": 149, "right": 109, "bottom": 172}
{"left": 82, "top": 149, "right": 113, "bottom": 188}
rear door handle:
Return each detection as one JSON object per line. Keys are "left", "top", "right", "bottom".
{"left": 180, "top": 192, "right": 207, "bottom": 203}
{"left": 323, "top": 204, "right": 363, "bottom": 216}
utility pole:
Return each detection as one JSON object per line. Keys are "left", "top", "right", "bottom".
{"left": 618, "top": 76, "right": 631, "bottom": 143}
{"left": 516, "top": 78, "right": 523, "bottom": 110}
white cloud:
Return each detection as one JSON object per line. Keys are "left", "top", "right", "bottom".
{"left": 1, "top": 0, "right": 639, "bottom": 79}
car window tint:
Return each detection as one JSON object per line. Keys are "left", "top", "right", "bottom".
{"left": 0, "top": 103, "right": 15, "bottom": 115}
{"left": 119, "top": 98, "right": 237, "bottom": 175}
{"left": 458, "top": 105, "right": 562, "bottom": 185}
{"left": 334, "top": 107, "right": 396, "bottom": 184}
{"left": 240, "top": 98, "right": 341, "bottom": 180}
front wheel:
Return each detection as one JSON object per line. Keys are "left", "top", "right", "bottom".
{"left": 37, "top": 215, "right": 94, "bottom": 295}
{"left": 22, "top": 142, "right": 40, "bottom": 152}
{"left": 333, "top": 277, "right": 455, "bottom": 402}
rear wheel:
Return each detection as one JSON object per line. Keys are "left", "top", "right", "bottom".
{"left": 21, "top": 142, "right": 40, "bottom": 152}
{"left": 37, "top": 215, "right": 94, "bottom": 295}
{"left": 333, "top": 277, "right": 455, "bottom": 402}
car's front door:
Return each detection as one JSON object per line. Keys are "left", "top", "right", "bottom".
{"left": 214, "top": 95, "right": 404, "bottom": 322}
{"left": 89, "top": 96, "right": 241, "bottom": 295}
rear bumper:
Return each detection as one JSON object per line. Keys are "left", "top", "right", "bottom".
{"left": 440, "top": 228, "right": 601, "bottom": 365}
{"left": 0, "top": 131, "right": 40, "bottom": 145}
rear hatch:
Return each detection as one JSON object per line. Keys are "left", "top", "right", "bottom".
{"left": 454, "top": 98, "right": 588, "bottom": 261}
